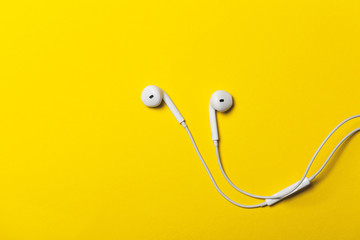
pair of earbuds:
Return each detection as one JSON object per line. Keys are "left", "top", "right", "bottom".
{"left": 141, "top": 85, "right": 360, "bottom": 208}
{"left": 141, "top": 85, "right": 232, "bottom": 140}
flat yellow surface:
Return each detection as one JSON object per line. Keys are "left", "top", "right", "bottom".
{"left": 1, "top": 0, "right": 360, "bottom": 239}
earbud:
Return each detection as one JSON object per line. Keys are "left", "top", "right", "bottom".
{"left": 141, "top": 85, "right": 185, "bottom": 124}
{"left": 209, "top": 90, "right": 233, "bottom": 141}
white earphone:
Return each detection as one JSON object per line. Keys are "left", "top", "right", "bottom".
{"left": 141, "top": 85, "right": 185, "bottom": 124}
{"left": 209, "top": 90, "right": 233, "bottom": 141}
{"left": 141, "top": 85, "right": 360, "bottom": 208}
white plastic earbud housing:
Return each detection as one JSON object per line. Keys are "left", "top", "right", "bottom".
{"left": 141, "top": 85, "right": 163, "bottom": 107}
{"left": 141, "top": 85, "right": 185, "bottom": 124}
{"left": 209, "top": 90, "right": 233, "bottom": 141}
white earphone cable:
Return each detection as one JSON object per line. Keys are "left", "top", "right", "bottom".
{"left": 183, "top": 123, "right": 267, "bottom": 208}
{"left": 215, "top": 115, "right": 360, "bottom": 200}
{"left": 142, "top": 85, "right": 360, "bottom": 206}
{"left": 309, "top": 127, "right": 360, "bottom": 181}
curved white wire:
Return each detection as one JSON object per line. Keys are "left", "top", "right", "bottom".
{"left": 309, "top": 127, "right": 360, "bottom": 181}
{"left": 181, "top": 115, "right": 359, "bottom": 207}
{"left": 184, "top": 125, "right": 266, "bottom": 208}
{"left": 215, "top": 115, "right": 360, "bottom": 199}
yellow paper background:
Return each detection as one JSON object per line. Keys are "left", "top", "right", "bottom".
{"left": 1, "top": 1, "right": 360, "bottom": 239}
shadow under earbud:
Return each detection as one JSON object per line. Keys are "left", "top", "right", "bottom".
{"left": 222, "top": 98, "right": 235, "bottom": 115}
